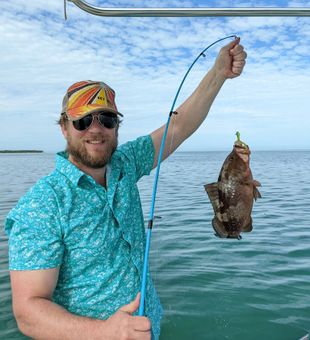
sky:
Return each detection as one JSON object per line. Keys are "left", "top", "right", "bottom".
{"left": 0, "top": 0, "right": 309, "bottom": 152}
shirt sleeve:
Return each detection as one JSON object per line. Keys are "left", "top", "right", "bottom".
{"left": 4, "top": 180, "right": 64, "bottom": 270}
{"left": 118, "top": 135, "right": 155, "bottom": 182}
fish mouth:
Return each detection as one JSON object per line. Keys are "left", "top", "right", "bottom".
{"left": 234, "top": 140, "right": 249, "bottom": 152}
{"left": 234, "top": 141, "right": 250, "bottom": 163}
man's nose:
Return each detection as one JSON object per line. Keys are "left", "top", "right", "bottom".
{"left": 88, "top": 115, "right": 104, "bottom": 131}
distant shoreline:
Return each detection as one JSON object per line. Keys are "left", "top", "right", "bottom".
{"left": 0, "top": 150, "right": 43, "bottom": 154}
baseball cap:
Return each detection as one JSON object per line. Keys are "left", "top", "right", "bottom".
{"left": 61, "top": 80, "right": 123, "bottom": 121}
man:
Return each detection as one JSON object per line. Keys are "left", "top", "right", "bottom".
{"left": 5, "top": 38, "right": 246, "bottom": 339}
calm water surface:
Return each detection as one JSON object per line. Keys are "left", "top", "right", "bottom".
{"left": 0, "top": 151, "right": 309, "bottom": 339}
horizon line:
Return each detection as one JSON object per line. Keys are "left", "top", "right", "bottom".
{"left": 2, "top": 149, "right": 309, "bottom": 154}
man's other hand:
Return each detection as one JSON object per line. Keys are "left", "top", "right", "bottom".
{"left": 105, "top": 293, "right": 151, "bottom": 340}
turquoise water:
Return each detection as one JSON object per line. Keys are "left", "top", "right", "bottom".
{"left": 1, "top": 151, "right": 309, "bottom": 339}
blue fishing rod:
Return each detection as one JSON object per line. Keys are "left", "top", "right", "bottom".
{"left": 138, "top": 34, "right": 237, "bottom": 316}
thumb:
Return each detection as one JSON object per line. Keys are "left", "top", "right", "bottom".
{"left": 223, "top": 36, "right": 240, "bottom": 53}
{"left": 119, "top": 292, "right": 140, "bottom": 314}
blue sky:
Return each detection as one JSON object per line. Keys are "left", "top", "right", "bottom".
{"left": 0, "top": 0, "right": 309, "bottom": 152}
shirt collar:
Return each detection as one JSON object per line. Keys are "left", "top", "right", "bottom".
{"left": 56, "top": 151, "right": 89, "bottom": 187}
{"left": 55, "top": 150, "right": 122, "bottom": 188}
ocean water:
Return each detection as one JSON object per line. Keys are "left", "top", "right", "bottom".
{"left": 0, "top": 151, "right": 309, "bottom": 340}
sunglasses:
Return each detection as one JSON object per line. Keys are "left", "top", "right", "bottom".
{"left": 71, "top": 111, "right": 119, "bottom": 131}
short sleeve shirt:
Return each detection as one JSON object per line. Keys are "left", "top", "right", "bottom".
{"left": 5, "top": 135, "right": 163, "bottom": 339}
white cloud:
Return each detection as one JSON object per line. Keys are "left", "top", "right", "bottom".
{"left": 0, "top": 0, "right": 309, "bottom": 152}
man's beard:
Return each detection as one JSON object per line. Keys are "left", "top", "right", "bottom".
{"left": 66, "top": 132, "right": 118, "bottom": 169}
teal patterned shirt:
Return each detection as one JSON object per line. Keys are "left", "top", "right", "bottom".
{"left": 5, "top": 135, "right": 163, "bottom": 339}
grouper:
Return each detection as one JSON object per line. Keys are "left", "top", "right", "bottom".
{"left": 204, "top": 132, "right": 261, "bottom": 239}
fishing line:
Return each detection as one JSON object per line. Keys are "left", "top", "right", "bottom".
{"left": 139, "top": 34, "right": 238, "bottom": 316}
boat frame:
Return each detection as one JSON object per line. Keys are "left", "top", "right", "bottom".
{"left": 64, "top": 0, "right": 310, "bottom": 18}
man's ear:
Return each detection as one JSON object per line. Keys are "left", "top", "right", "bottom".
{"left": 61, "top": 123, "right": 68, "bottom": 140}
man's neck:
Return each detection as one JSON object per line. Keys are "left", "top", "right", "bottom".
{"left": 68, "top": 155, "right": 107, "bottom": 187}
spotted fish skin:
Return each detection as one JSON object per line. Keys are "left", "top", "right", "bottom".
{"left": 204, "top": 141, "right": 261, "bottom": 239}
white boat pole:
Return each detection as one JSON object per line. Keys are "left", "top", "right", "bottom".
{"left": 66, "top": 0, "right": 310, "bottom": 17}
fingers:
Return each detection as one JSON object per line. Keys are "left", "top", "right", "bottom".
{"left": 128, "top": 319, "right": 151, "bottom": 340}
{"left": 107, "top": 296, "right": 151, "bottom": 340}
{"left": 127, "top": 316, "right": 151, "bottom": 340}
{"left": 228, "top": 37, "right": 246, "bottom": 59}
{"left": 119, "top": 292, "right": 140, "bottom": 314}
{"left": 133, "top": 316, "right": 152, "bottom": 332}
{"left": 134, "top": 331, "right": 151, "bottom": 340}
{"left": 230, "top": 46, "right": 247, "bottom": 61}
{"left": 227, "top": 38, "right": 247, "bottom": 76}
{"left": 230, "top": 43, "right": 243, "bottom": 55}
{"left": 232, "top": 60, "right": 246, "bottom": 75}
{"left": 224, "top": 36, "right": 240, "bottom": 51}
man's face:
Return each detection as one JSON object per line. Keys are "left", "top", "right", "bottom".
{"left": 61, "top": 113, "right": 118, "bottom": 169}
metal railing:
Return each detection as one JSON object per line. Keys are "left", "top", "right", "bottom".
{"left": 66, "top": 0, "right": 310, "bottom": 17}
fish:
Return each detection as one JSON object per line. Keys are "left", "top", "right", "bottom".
{"left": 204, "top": 132, "right": 261, "bottom": 240}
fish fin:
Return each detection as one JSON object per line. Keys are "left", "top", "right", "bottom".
{"left": 204, "top": 183, "right": 221, "bottom": 213}
{"left": 227, "top": 234, "right": 242, "bottom": 240}
{"left": 253, "top": 179, "right": 261, "bottom": 187}
{"left": 253, "top": 186, "right": 262, "bottom": 200}
{"left": 212, "top": 217, "right": 229, "bottom": 238}
{"left": 242, "top": 217, "right": 253, "bottom": 232}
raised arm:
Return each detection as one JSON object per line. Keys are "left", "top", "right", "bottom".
{"left": 151, "top": 37, "right": 247, "bottom": 168}
{"left": 10, "top": 270, "right": 151, "bottom": 340}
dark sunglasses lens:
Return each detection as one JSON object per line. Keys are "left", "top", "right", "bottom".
{"left": 98, "top": 114, "right": 118, "bottom": 129}
{"left": 73, "top": 115, "right": 93, "bottom": 131}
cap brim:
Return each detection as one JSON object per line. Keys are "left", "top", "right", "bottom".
{"left": 66, "top": 104, "right": 123, "bottom": 121}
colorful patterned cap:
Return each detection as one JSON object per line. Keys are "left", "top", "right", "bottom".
{"left": 61, "top": 80, "right": 123, "bottom": 121}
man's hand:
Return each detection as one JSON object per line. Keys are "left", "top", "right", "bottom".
{"left": 11, "top": 269, "right": 151, "bottom": 340}
{"left": 151, "top": 36, "right": 248, "bottom": 167}
{"left": 104, "top": 293, "right": 151, "bottom": 340}
{"left": 214, "top": 37, "right": 247, "bottom": 79}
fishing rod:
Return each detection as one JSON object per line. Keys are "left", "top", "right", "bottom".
{"left": 138, "top": 34, "right": 237, "bottom": 316}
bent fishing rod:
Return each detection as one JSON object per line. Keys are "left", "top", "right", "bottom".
{"left": 138, "top": 35, "right": 237, "bottom": 316}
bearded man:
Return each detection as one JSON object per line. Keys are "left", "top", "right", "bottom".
{"left": 5, "top": 38, "right": 246, "bottom": 340}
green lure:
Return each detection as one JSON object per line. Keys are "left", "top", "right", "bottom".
{"left": 235, "top": 131, "right": 248, "bottom": 148}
